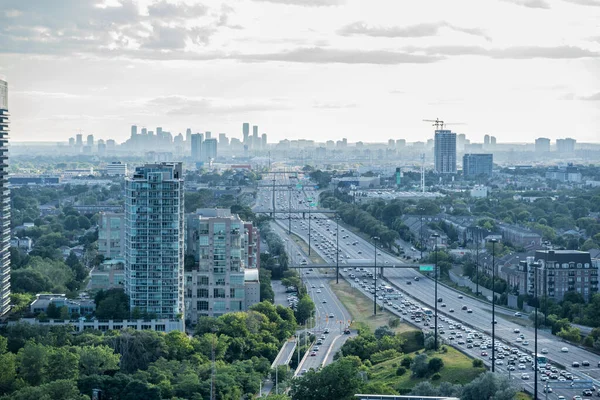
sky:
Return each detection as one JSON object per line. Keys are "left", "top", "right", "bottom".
{"left": 0, "top": 0, "right": 599, "bottom": 144}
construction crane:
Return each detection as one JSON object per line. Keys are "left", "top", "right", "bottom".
{"left": 423, "top": 118, "right": 467, "bottom": 130}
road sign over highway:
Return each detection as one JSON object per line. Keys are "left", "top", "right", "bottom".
{"left": 419, "top": 265, "right": 434, "bottom": 272}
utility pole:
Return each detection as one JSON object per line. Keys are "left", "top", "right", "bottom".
{"left": 308, "top": 207, "right": 311, "bottom": 256}
{"left": 534, "top": 257, "right": 539, "bottom": 400}
{"left": 373, "top": 236, "right": 380, "bottom": 315}
{"left": 336, "top": 213, "right": 340, "bottom": 284}
{"left": 476, "top": 238, "right": 480, "bottom": 296}
{"left": 489, "top": 238, "right": 498, "bottom": 373}
{"left": 288, "top": 185, "right": 292, "bottom": 234}
{"left": 432, "top": 233, "right": 440, "bottom": 350}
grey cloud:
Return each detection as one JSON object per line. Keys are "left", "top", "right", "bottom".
{"left": 250, "top": 0, "right": 344, "bottom": 6}
{"left": 581, "top": 93, "right": 600, "bottom": 100}
{"left": 0, "top": 0, "right": 224, "bottom": 55}
{"left": 236, "top": 47, "right": 444, "bottom": 64}
{"left": 147, "top": 1, "right": 208, "bottom": 18}
{"left": 562, "top": 0, "right": 600, "bottom": 5}
{"left": 312, "top": 102, "right": 356, "bottom": 109}
{"left": 338, "top": 21, "right": 490, "bottom": 40}
{"left": 500, "top": 0, "right": 551, "bottom": 8}
{"left": 405, "top": 45, "right": 598, "bottom": 59}
{"left": 144, "top": 95, "right": 289, "bottom": 116}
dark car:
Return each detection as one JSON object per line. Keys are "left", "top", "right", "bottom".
{"left": 461, "top": 305, "right": 468, "bottom": 310}
{"left": 406, "top": 281, "right": 412, "bottom": 285}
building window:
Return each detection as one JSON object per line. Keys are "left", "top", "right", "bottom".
{"left": 197, "top": 301, "right": 209, "bottom": 310}
{"left": 214, "top": 288, "right": 225, "bottom": 298}
{"left": 197, "top": 288, "right": 209, "bottom": 298}
{"left": 199, "top": 235, "right": 209, "bottom": 246}
{"left": 198, "top": 276, "right": 209, "bottom": 285}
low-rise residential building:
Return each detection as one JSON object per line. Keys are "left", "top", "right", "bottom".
{"left": 11, "top": 318, "right": 184, "bottom": 333}
{"left": 519, "top": 250, "right": 598, "bottom": 302}
{"left": 498, "top": 224, "right": 542, "bottom": 248}
{"left": 10, "top": 236, "right": 32, "bottom": 252}
{"left": 89, "top": 259, "right": 125, "bottom": 291}
{"left": 30, "top": 294, "right": 96, "bottom": 316}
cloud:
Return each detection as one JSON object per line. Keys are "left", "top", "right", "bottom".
{"left": 236, "top": 47, "right": 444, "bottom": 64}
{"left": 562, "top": 0, "right": 600, "bottom": 5}
{"left": 338, "top": 21, "right": 490, "bottom": 40}
{"left": 250, "top": 0, "right": 344, "bottom": 6}
{"left": 142, "top": 95, "right": 290, "bottom": 116}
{"left": 12, "top": 91, "right": 89, "bottom": 99}
{"left": 404, "top": 45, "right": 599, "bottom": 59}
{"left": 580, "top": 92, "right": 600, "bottom": 100}
{"left": 499, "top": 0, "right": 551, "bottom": 8}
{"left": 147, "top": 1, "right": 209, "bottom": 18}
{"left": 312, "top": 101, "right": 356, "bottom": 109}
{"left": 0, "top": 0, "right": 224, "bottom": 55}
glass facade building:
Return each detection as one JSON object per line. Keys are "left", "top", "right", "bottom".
{"left": 125, "top": 163, "right": 184, "bottom": 320}
{"left": 0, "top": 78, "right": 9, "bottom": 317}
{"left": 434, "top": 129, "right": 457, "bottom": 174}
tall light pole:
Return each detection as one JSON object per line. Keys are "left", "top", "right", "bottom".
{"left": 543, "top": 240, "right": 551, "bottom": 327}
{"left": 534, "top": 257, "right": 539, "bottom": 400}
{"left": 336, "top": 213, "right": 340, "bottom": 284}
{"left": 288, "top": 185, "right": 292, "bottom": 234}
{"left": 475, "top": 237, "right": 480, "bottom": 296}
{"left": 373, "top": 236, "right": 380, "bottom": 315}
{"left": 308, "top": 207, "right": 311, "bottom": 256}
{"left": 419, "top": 208, "right": 424, "bottom": 260}
{"left": 432, "top": 233, "right": 440, "bottom": 350}
{"left": 489, "top": 238, "right": 498, "bottom": 372}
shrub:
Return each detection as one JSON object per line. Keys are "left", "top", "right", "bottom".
{"left": 431, "top": 373, "right": 441, "bottom": 381}
{"left": 401, "top": 356, "right": 412, "bottom": 368}
{"left": 396, "top": 366, "right": 407, "bottom": 376}
{"left": 472, "top": 359, "right": 484, "bottom": 368}
{"left": 428, "top": 357, "right": 444, "bottom": 373}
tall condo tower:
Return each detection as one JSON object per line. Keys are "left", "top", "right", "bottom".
{"left": 125, "top": 163, "right": 185, "bottom": 321}
{"left": 434, "top": 130, "right": 457, "bottom": 174}
{"left": 0, "top": 78, "right": 10, "bottom": 316}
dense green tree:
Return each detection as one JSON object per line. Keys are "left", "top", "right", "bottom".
{"left": 47, "top": 347, "right": 79, "bottom": 381}
{"left": 95, "top": 289, "right": 129, "bottom": 320}
{"left": 461, "top": 372, "right": 516, "bottom": 400}
{"left": 290, "top": 356, "right": 362, "bottom": 400}
{"left": 17, "top": 342, "right": 48, "bottom": 386}
{"left": 77, "top": 345, "right": 120, "bottom": 376}
{"left": 294, "top": 295, "right": 315, "bottom": 325}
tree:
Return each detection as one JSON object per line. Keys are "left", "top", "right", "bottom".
{"left": 46, "top": 302, "right": 61, "bottom": 319}
{"left": 95, "top": 289, "right": 130, "bottom": 320}
{"left": 77, "top": 345, "right": 120, "bottom": 376}
{"left": 410, "top": 354, "right": 429, "bottom": 378}
{"left": 47, "top": 347, "right": 80, "bottom": 381}
{"left": 77, "top": 215, "right": 91, "bottom": 230}
{"left": 428, "top": 357, "right": 444, "bottom": 373}
{"left": 374, "top": 325, "right": 394, "bottom": 340}
{"left": 294, "top": 295, "right": 314, "bottom": 324}
{"left": 17, "top": 341, "right": 49, "bottom": 386}
{"left": 10, "top": 269, "right": 52, "bottom": 293}
{"left": 290, "top": 356, "right": 362, "bottom": 400}
{"left": 557, "top": 326, "right": 581, "bottom": 343}
{"left": 461, "top": 372, "right": 516, "bottom": 400}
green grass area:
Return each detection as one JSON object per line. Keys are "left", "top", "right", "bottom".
{"left": 328, "top": 277, "right": 415, "bottom": 334}
{"left": 368, "top": 347, "right": 486, "bottom": 392}
{"left": 515, "top": 392, "right": 533, "bottom": 400}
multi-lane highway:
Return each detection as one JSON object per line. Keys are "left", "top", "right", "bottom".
{"left": 256, "top": 171, "right": 600, "bottom": 399}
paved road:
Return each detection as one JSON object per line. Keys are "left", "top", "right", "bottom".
{"left": 256, "top": 171, "right": 600, "bottom": 399}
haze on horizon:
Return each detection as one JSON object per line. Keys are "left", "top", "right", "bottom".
{"left": 0, "top": 0, "right": 598, "bottom": 144}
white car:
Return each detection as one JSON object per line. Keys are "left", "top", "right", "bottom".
{"left": 560, "top": 347, "right": 568, "bottom": 353}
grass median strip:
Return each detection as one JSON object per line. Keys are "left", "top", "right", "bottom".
{"left": 329, "top": 277, "right": 414, "bottom": 334}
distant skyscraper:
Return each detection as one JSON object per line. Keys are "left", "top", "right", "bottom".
{"left": 69, "top": 137, "right": 75, "bottom": 146}
{"left": 125, "top": 163, "right": 184, "bottom": 321}
{"left": 396, "top": 139, "right": 406, "bottom": 149}
{"left": 205, "top": 131, "right": 211, "bottom": 140}
{"left": 457, "top": 134, "right": 466, "bottom": 151}
{"left": 242, "top": 123, "right": 249, "bottom": 144}
{"left": 0, "top": 78, "right": 10, "bottom": 316}
{"left": 131, "top": 125, "right": 137, "bottom": 139}
{"left": 434, "top": 130, "right": 457, "bottom": 174}
{"left": 218, "top": 133, "right": 228, "bottom": 147}
{"left": 86, "top": 134, "right": 94, "bottom": 147}
{"left": 185, "top": 128, "right": 192, "bottom": 144}
{"left": 252, "top": 125, "right": 258, "bottom": 146}
{"left": 463, "top": 154, "right": 493, "bottom": 177}
{"left": 490, "top": 136, "right": 496, "bottom": 145}
{"left": 535, "top": 137, "right": 551, "bottom": 153}
{"left": 261, "top": 133, "right": 267, "bottom": 149}
{"left": 191, "top": 133, "right": 203, "bottom": 161}
{"left": 556, "top": 138, "right": 576, "bottom": 153}
{"left": 484, "top": 135, "right": 490, "bottom": 146}
{"left": 156, "top": 127, "right": 163, "bottom": 139}
{"left": 388, "top": 139, "right": 395, "bottom": 148}
{"left": 141, "top": 128, "right": 147, "bottom": 135}
{"left": 76, "top": 134, "right": 83, "bottom": 147}
{"left": 203, "top": 138, "right": 218, "bottom": 161}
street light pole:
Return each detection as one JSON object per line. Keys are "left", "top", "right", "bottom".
{"left": 489, "top": 238, "right": 498, "bottom": 373}
{"left": 534, "top": 257, "right": 539, "bottom": 400}
{"left": 432, "top": 233, "right": 440, "bottom": 350}
{"left": 308, "top": 208, "right": 311, "bottom": 256}
{"left": 420, "top": 209, "right": 424, "bottom": 260}
{"left": 476, "top": 238, "right": 480, "bottom": 296}
{"left": 373, "top": 236, "right": 380, "bottom": 315}
{"left": 336, "top": 214, "right": 340, "bottom": 284}
{"left": 288, "top": 185, "right": 291, "bottom": 234}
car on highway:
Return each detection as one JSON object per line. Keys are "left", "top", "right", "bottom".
{"left": 514, "top": 328, "right": 520, "bottom": 333}
{"left": 449, "top": 308, "right": 454, "bottom": 312}
{"left": 310, "top": 351, "right": 317, "bottom": 356}
{"left": 561, "top": 347, "right": 569, "bottom": 352}
{"left": 329, "top": 313, "right": 334, "bottom": 318}
{"left": 406, "top": 281, "right": 412, "bottom": 285}
{"left": 582, "top": 360, "right": 590, "bottom": 366}
{"left": 458, "top": 294, "right": 463, "bottom": 299}
{"left": 514, "top": 312, "right": 522, "bottom": 317}
{"left": 467, "top": 309, "right": 473, "bottom": 313}
{"left": 521, "top": 373, "right": 529, "bottom": 380}
{"left": 582, "top": 389, "right": 593, "bottom": 396}
{"left": 461, "top": 305, "right": 468, "bottom": 310}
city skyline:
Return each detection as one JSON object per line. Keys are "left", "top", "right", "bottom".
{"left": 0, "top": 0, "right": 598, "bottom": 143}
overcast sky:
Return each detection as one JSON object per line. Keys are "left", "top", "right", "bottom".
{"left": 1, "top": 0, "right": 599, "bottom": 144}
